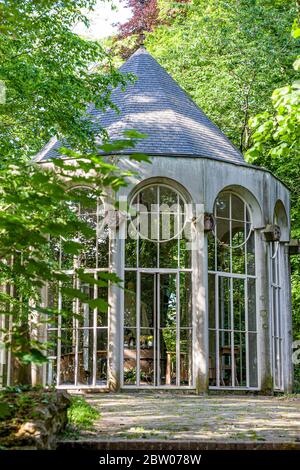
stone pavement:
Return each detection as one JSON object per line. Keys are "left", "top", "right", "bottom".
{"left": 60, "top": 392, "right": 300, "bottom": 448}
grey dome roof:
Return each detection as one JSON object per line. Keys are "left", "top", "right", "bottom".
{"left": 37, "top": 47, "right": 245, "bottom": 165}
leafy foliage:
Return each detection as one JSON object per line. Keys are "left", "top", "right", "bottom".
{"left": 0, "top": 1, "right": 148, "bottom": 382}
{"left": 0, "top": 139, "right": 144, "bottom": 373}
{"left": 0, "top": 0, "right": 129, "bottom": 161}
{"left": 112, "top": 0, "right": 189, "bottom": 59}
{"left": 246, "top": 13, "right": 300, "bottom": 349}
{"left": 140, "top": 0, "right": 298, "bottom": 152}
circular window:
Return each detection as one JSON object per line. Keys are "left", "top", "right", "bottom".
{"left": 129, "top": 184, "right": 188, "bottom": 243}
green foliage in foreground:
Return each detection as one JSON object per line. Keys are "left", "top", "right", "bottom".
{"left": 0, "top": 1, "right": 149, "bottom": 384}
{"left": 67, "top": 396, "right": 100, "bottom": 430}
{"left": 0, "top": 135, "right": 148, "bottom": 379}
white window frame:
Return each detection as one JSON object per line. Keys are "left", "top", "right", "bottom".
{"left": 45, "top": 189, "right": 110, "bottom": 389}
{"left": 121, "top": 183, "right": 194, "bottom": 389}
{"left": 208, "top": 191, "right": 260, "bottom": 390}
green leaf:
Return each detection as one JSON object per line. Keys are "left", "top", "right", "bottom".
{"left": 21, "top": 349, "right": 48, "bottom": 365}
{"left": 87, "top": 298, "right": 108, "bottom": 312}
{"left": 123, "top": 129, "right": 148, "bottom": 139}
{"left": 0, "top": 403, "right": 12, "bottom": 420}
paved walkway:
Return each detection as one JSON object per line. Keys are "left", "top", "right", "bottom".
{"left": 68, "top": 392, "right": 300, "bottom": 444}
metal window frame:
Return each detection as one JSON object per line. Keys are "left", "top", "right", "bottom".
{"left": 270, "top": 241, "right": 284, "bottom": 391}
{"left": 45, "top": 192, "right": 110, "bottom": 390}
{"left": 208, "top": 191, "right": 259, "bottom": 390}
{"left": 121, "top": 184, "right": 194, "bottom": 389}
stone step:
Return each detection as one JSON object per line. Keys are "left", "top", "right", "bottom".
{"left": 57, "top": 440, "right": 300, "bottom": 450}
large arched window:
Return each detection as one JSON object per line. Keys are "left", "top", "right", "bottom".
{"left": 208, "top": 191, "right": 258, "bottom": 389}
{"left": 123, "top": 183, "right": 193, "bottom": 387}
{"left": 270, "top": 202, "right": 286, "bottom": 391}
{"left": 46, "top": 189, "right": 109, "bottom": 388}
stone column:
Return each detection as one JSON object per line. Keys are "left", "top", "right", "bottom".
{"left": 107, "top": 217, "right": 125, "bottom": 391}
{"left": 192, "top": 204, "right": 208, "bottom": 393}
{"left": 257, "top": 232, "right": 273, "bottom": 393}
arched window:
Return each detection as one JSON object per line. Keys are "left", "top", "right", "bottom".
{"left": 123, "top": 183, "right": 193, "bottom": 387}
{"left": 46, "top": 189, "right": 109, "bottom": 388}
{"left": 208, "top": 191, "right": 258, "bottom": 389}
{"left": 270, "top": 202, "right": 286, "bottom": 390}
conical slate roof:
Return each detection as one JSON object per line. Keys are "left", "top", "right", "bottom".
{"left": 37, "top": 47, "right": 245, "bottom": 164}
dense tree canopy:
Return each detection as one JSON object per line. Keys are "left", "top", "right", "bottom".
{"left": 0, "top": 0, "right": 129, "bottom": 161}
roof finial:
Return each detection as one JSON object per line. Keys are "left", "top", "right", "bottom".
{"left": 139, "top": 0, "right": 146, "bottom": 48}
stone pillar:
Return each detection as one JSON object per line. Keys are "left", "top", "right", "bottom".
{"left": 257, "top": 232, "right": 273, "bottom": 393}
{"left": 193, "top": 204, "right": 208, "bottom": 393}
{"left": 107, "top": 220, "right": 124, "bottom": 391}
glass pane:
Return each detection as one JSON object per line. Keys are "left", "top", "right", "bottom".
{"left": 141, "top": 273, "right": 154, "bottom": 329}
{"left": 231, "top": 194, "right": 245, "bottom": 221}
{"left": 219, "top": 277, "right": 231, "bottom": 330}
{"left": 217, "top": 242, "right": 230, "bottom": 272}
{"left": 179, "top": 236, "right": 192, "bottom": 269}
{"left": 208, "top": 274, "right": 215, "bottom": 329}
{"left": 47, "top": 328, "right": 58, "bottom": 356}
{"left": 216, "top": 193, "right": 230, "bottom": 218}
{"left": 46, "top": 359, "right": 57, "bottom": 386}
{"left": 125, "top": 232, "right": 137, "bottom": 268}
{"left": 160, "top": 328, "right": 176, "bottom": 385}
{"left": 249, "top": 332, "right": 258, "bottom": 387}
{"left": 79, "top": 284, "right": 94, "bottom": 328}
{"left": 78, "top": 327, "right": 94, "bottom": 385}
{"left": 140, "top": 328, "right": 154, "bottom": 385}
{"left": 207, "top": 232, "right": 215, "bottom": 271}
{"left": 180, "top": 328, "right": 192, "bottom": 385}
{"left": 159, "top": 238, "right": 178, "bottom": 268}
{"left": 159, "top": 186, "right": 178, "bottom": 208}
{"left": 246, "top": 231, "right": 255, "bottom": 275}
{"left": 61, "top": 277, "right": 75, "bottom": 329}
{"left": 139, "top": 239, "right": 157, "bottom": 268}
{"left": 159, "top": 212, "right": 177, "bottom": 241}
{"left": 180, "top": 272, "right": 192, "bottom": 327}
{"left": 231, "top": 245, "right": 245, "bottom": 274}
{"left": 59, "top": 328, "right": 75, "bottom": 385}
{"left": 233, "top": 278, "right": 245, "bottom": 331}
{"left": 209, "top": 329, "right": 216, "bottom": 386}
{"left": 80, "top": 235, "right": 97, "bottom": 269}
{"left": 216, "top": 217, "right": 230, "bottom": 245}
{"left": 160, "top": 274, "right": 177, "bottom": 328}
{"left": 97, "top": 282, "right": 108, "bottom": 327}
{"left": 47, "top": 283, "right": 59, "bottom": 328}
{"left": 123, "top": 329, "right": 137, "bottom": 385}
{"left": 248, "top": 279, "right": 256, "bottom": 331}
{"left": 219, "top": 332, "right": 232, "bottom": 387}
{"left": 231, "top": 220, "right": 245, "bottom": 247}
{"left": 124, "top": 272, "right": 136, "bottom": 328}
{"left": 96, "top": 329, "right": 107, "bottom": 385}
{"left": 234, "top": 332, "right": 246, "bottom": 386}
{"left": 139, "top": 186, "right": 158, "bottom": 212}
{"left": 97, "top": 224, "right": 109, "bottom": 268}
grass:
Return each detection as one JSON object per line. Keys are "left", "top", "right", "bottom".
{"left": 67, "top": 396, "right": 100, "bottom": 430}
